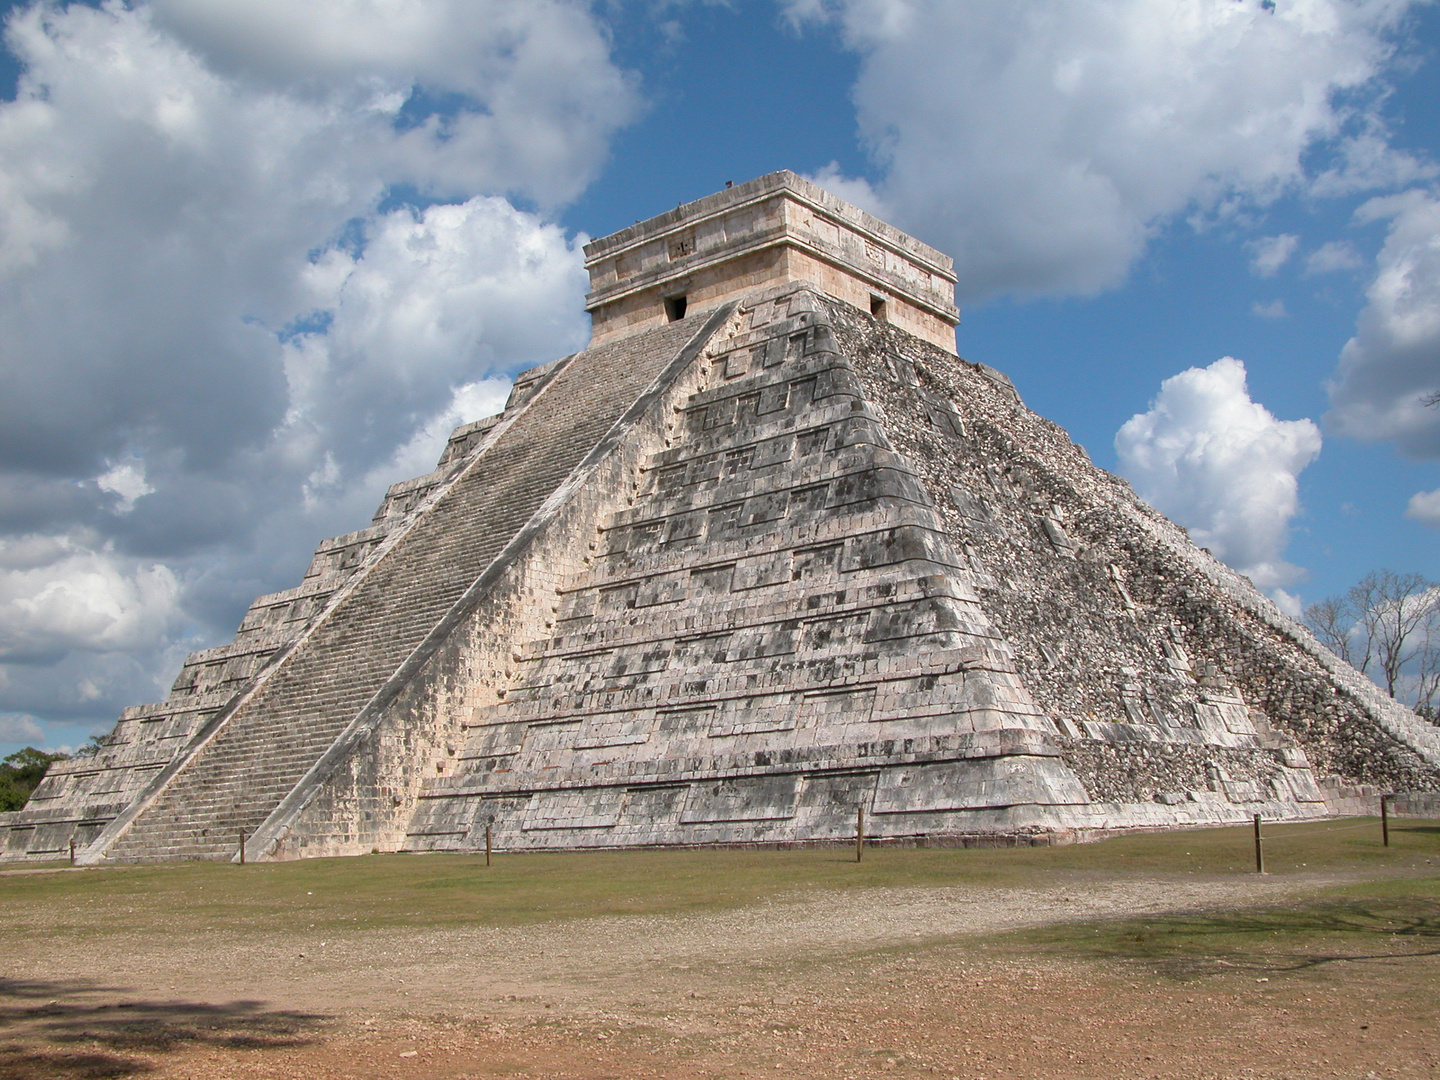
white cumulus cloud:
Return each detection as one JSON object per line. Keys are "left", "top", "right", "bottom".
{"left": 1305, "top": 240, "right": 1366, "bottom": 276}
{"left": 1325, "top": 188, "right": 1440, "bottom": 460}
{"left": 784, "top": 0, "right": 1423, "bottom": 301}
{"left": 282, "top": 195, "right": 590, "bottom": 472}
{"left": 147, "top": 0, "right": 640, "bottom": 207}
{"left": 0, "top": 0, "right": 632, "bottom": 748}
{"left": 0, "top": 534, "right": 182, "bottom": 663}
{"left": 1406, "top": 488, "right": 1440, "bottom": 527}
{"left": 96, "top": 461, "right": 154, "bottom": 514}
{"left": 0, "top": 714, "right": 45, "bottom": 747}
{"left": 1247, "top": 234, "right": 1300, "bottom": 278}
{"left": 1116, "top": 357, "right": 1323, "bottom": 599}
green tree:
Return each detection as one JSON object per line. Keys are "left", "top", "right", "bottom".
{"left": 72, "top": 734, "right": 107, "bottom": 757}
{"left": 0, "top": 748, "right": 68, "bottom": 812}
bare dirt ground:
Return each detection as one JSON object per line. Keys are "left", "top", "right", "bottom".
{"left": 2, "top": 869, "right": 1437, "bottom": 1079}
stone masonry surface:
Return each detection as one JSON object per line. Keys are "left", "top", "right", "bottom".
{"left": 237, "top": 304, "right": 743, "bottom": 861}
{"left": 2, "top": 175, "right": 1436, "bottom": 864}
{"left": 822, "top": 298, "right": 1440, "bottom": 827}
{"left": 0, "top": 315, "right": 712, "bottom": 862}
{"left": 402, "top": 285, "right": 1086, "bottom": 853}
{"left": 101, "top": 318, "right": 714, "bottom": 863}
{"left": 585, "top": 171, "right": 959, "bottom": 353}
{"left": 388, "top": 285, "right": 1440, "bottom": 854}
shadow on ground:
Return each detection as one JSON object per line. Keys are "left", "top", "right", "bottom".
{"left": 1023, "top": 897, "right": 1440, "bottom": 981}
{"left": 0, "top": 978, "right": 330, "bottom": 1079}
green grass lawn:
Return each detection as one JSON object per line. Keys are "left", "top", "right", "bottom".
{"left": 0, "top": 818, "right": 1435, "bottom": 938}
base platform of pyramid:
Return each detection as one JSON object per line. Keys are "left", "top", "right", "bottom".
{"left": 3, "top": 172, "right": 1436, "bottom": 864}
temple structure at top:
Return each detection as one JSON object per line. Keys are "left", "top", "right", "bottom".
{"left": 583, "top": 172, "right": 959, "bottom": 352}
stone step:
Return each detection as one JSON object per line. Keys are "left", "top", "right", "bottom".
{"left": 103, "top": 319, "right": 709, "bottom": 863}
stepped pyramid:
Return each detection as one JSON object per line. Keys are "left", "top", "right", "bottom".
{"left": 4, "top": 171, "right": 1437, "bottom": 863}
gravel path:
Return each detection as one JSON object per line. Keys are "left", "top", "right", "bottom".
{"left": 9, "top": 871, "right": 1342, "bottom": 1019}
{"left": 5, "top": 869, "right": 1437, "bottom": 1079}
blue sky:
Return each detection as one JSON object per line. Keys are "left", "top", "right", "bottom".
{"left": 0, "top": 0, "right": 1436, "bottom": 757}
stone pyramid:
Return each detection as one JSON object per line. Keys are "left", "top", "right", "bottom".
{"left": 4, "top": 172, "right": 1437, "bottom": 864}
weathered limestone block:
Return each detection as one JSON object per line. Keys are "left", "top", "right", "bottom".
{"left": 302, "top": 527, "right": 390, "bottom": 580}
{"left": 390, "top": 286, "right": 1086, "bottom": 853}
{"left": 822, "top": 295, "right": 1439, "bottom": 826}
{"left": 584, "top": 172, "right": 958, "bottom": 352}
{"left": 239, "top": 310, "right": 737, "bottom": 860}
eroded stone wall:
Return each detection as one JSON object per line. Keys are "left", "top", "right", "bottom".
{"left": 399, "top": 285, "right": 1098, "bottom": 852}
{"left": 246, "top": 307, "right": 742, "bottom": 859}
{"left": 822, "top": 297, "right": 1440, "bottom": 818}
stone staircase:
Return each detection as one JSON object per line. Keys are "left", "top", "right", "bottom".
{"left": 3, "top": 553, "right": 392, "bottom": 861}
{"left": 0, "top": 412, "right": 514, "bottom": 861}
{"left": 94, "top": 316, "right": 712, "bottom": 861}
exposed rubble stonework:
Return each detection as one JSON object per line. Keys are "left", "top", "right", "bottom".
{"left": 3, "top": 172, "right": 1436, "bottom": 864}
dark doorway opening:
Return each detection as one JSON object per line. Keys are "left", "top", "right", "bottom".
{"left": 665, "top": 295, "right": 688, "bottom": 322}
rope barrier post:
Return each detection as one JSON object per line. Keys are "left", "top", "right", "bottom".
{"left": 68, "top": 838, "right": 75, "bottom": 866}
{"left": 486, "top": 823, "right": 492, "bottom": 867}
{"left": 856, "top": 805, "right": 864, "bottom": 864}
{"left": 238, "top": 829, "right": 245, "bottom": 866}
{"left": 1381, "top": 794, "right": 1390, "bottom": 848}
{"left": 1253, "top": 813, "right": 1264, "bottom": 875}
